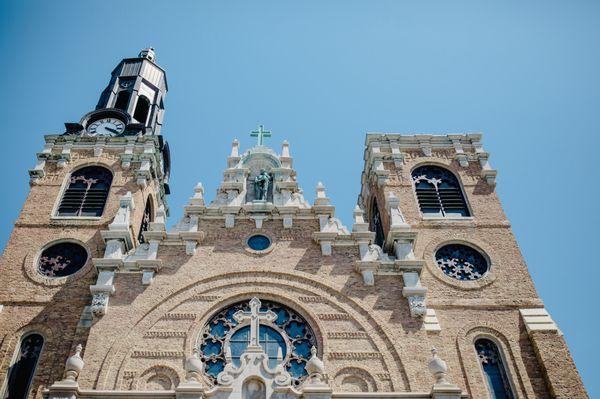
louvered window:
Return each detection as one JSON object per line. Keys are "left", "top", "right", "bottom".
{"left": 411, "top": 165, "right": 470, "bottom": 217}
{"left": 5, "top": 333, "right": 44, "bottom": 399}
{"left": 475, "top": 339, "right": 514, "bottom": 399}
{"left": 370, "top": 200, "right": 385, "bottom": 248}
{"left": 57, "top": 166, "right": 112, "bottom": 217}
{"left": 137, "top": 197, "right": 153, "bottom": 244}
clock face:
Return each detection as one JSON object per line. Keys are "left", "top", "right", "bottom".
{"left": 87, "top": 118, "right": 125, "bottom": 136}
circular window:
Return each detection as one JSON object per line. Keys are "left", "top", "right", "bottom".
{"left": 247, "top": 235, "right": 271, "bottom": 251}
{"left": 38, "top": 242, "right": 88, "bottom": 278}
{"left": 198, "top": 299, "right": 317, "bottom": 387}
{"left": 435, "top": 244, "right": 489, "bottom": 281}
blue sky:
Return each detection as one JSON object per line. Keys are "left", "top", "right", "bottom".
{"left": 0, "top": 0, "right": 598, "bottom": 395}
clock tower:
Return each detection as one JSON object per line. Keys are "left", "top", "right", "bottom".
{"left": 67, "top": 47, "right": 168, "bottom": 137}
{"left": 0, "top": 48, "right": 171, "bottom": 398}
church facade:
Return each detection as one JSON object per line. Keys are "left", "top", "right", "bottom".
{"left": 0, "top": 49, "right": 588, "bottom": 399}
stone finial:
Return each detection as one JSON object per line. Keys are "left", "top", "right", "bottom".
{"left": 64, "top": 344, "right": 84, "bottom": 382}
{"left": 304, "top": 346, "right": 327, "bottom": 386}
{"left": 230, "top": 139, "right": 240, "bottom": 157}
{"left": 281, "top": 140, "right": 290, "bottom": 157}
{"left": 139, "top": 47, "right": 156, "bottom": 62}
{"left": 306, "top": 346, "right": 325, "bottom": 376}
{"left": 185, "top": 347, "right": 204, "bottom": 383}
{"left": 277, "top": 346, "right": 284, "bottom": 363}
{"left": 314, "top": 182, "right": 330, "bottom": 206}
{"left": 353, "top": 205, "right": 365, "bottom": 223}
{"left": 428, "top": 348, "right": 449, "bottom": 385}
{"left": 190, "top": 182, "right": 205, "bottom": 206}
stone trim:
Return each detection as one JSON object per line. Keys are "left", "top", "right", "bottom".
{"left": 143, "top": 331, "right": 187, "bottom": 338}
{"left": 519, "top": 308, "right": 559, "bottom": 333}
{"left": 131, "top": 350, "right": 185, "bottom": 358}
{"left": 327, "top": 332, "right": 369, "bottom": 339}
{"left": 328, "top": 352, "right": 383, "bottom": 360}
{"left": 161, "top": 312, "right": 197, "bottom": 320}
{"left": 317, "top": 313, "right": 351, "bottom": 321}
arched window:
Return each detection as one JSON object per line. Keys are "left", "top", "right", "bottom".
{"left": 370, "top": 199, "right": 385, "bottom": 248}
{"left": 133, "top": 96, "right": 150, "bottom": 124}
{"left": 137, "top": 197, "right": 153, "bottom": 244}
{"left": 4, "top": 333, "right": 44, "bottom": 399}
{"left": 198, "top": 298, "right": 317, "bottom": 387}
{"left": 114, "top": 90, "right": 131, "bottom": 111}
{"left": 57, "top": 166, "right": 113, "bottom": 217}
{"left": 411, "top": 165, "right": 470, "bottom": 217}
{"left": 475, "top": 338, "right": 514, "bottom": 399}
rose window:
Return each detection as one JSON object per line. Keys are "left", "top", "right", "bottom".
{"left": 435, "top": 244, "right": 489, "bottom": 281}
{"left": 38, "top": 242, "right": 88, "bottom": 277}
{"left": 198, "top": 299, "right": 317, "bottom": 387}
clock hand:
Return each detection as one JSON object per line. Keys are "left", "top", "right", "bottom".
{"left": 105, "top": 127, "right": 119, "bottom": 134}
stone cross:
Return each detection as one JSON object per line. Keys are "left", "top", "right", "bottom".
{"left": 250, "top": 125, "right": 272, "bottom": 146}
{"left": 233, "top": 297, "right": 277, "bottom": 349}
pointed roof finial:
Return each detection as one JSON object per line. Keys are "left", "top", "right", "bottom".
{"left": 139, "top": 47, "right": 156, "bottom": 62}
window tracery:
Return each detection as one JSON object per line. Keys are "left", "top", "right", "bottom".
{"left": 475, "top": 338, "right": 514, "bottom": 399}
{"left": 38, "top": 242, "right": 88, "bottom": 278}
{"left": 411, "top": 165, "right": 469, "bottom": 217}
{"left": 198, "top": 299, "right": 317, "bottom": 387}
{"left": 435, "top": 244, "right": 489, "bottom": 281}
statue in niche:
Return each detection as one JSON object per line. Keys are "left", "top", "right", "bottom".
{"left": 243, "top": 379, "right": 266, "bottom": 399}
{"left": 254, "top": 169, "right": 271, "bottom": 201}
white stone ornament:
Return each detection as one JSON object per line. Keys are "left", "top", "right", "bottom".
{"left": 428, "top": 348, "right": 463, "bottom": 398}
{"left": 304, "top": 346, "right": 327, "bottom": 386}
{"left": 185, "top": 348, "right": 204, "bottom": 384}
{"left": 64, "top": 344, "right": 84, "bottom": 382}
{"left": 232, "top": 297, "right": 277, "bottom": 349}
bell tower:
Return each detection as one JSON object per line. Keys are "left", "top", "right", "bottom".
{"left": 0, "top": 48, "right": 171, "bottom": 399}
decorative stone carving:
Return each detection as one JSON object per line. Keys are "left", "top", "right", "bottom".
{"left": 402, "top": 271, "right": 427, "bottom": 318}
{"left": 91, "top": 292, "right": 109, "bottom": 317}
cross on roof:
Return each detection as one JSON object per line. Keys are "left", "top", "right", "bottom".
{"left": 250, "top": 125, "right": 272, "bottom": 146}
{"left": 233, "top": 297, "right": 277, "bottom": 350}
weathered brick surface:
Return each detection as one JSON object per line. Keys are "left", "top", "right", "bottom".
{"left": 0, "top": 145, "right": 588, "bottom": 398}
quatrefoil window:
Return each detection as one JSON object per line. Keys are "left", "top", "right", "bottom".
{"left": 435, "top": 244, "right": 489, "bottom": 281}
{"left": 38, "top": 242, "right": 88, "bottom": 278}
{"left": 198, "top": 299, "right": 317, "bottom": 387}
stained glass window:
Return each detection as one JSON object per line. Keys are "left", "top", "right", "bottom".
{"left": 198, "top": 299, "right": 317, "bottom": 387}
{"left": 475, "top": 339, "right": 514, "bottom": 399}
{"left": 247, "top": 235, "right": 271, "bottom": 251}
{"left": 38, "top": 242, "right": 88, "bottom": 278}
{"left": 435, "top": 244, "right": 489, "bottom": 281}
{"left": 412, "top": 165, "right": 470, "bottom": 217}
{"left": 4, "top": 333, "right": 44, "bottom": 399}
{"left": 57, "top": 166, "right": 113, "bottom": 217}
{"left": 137, "top": 197, "right": 153, "bottom": 244}
{"left": 370, "top": 200, "right": 385, "bottom": 248}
